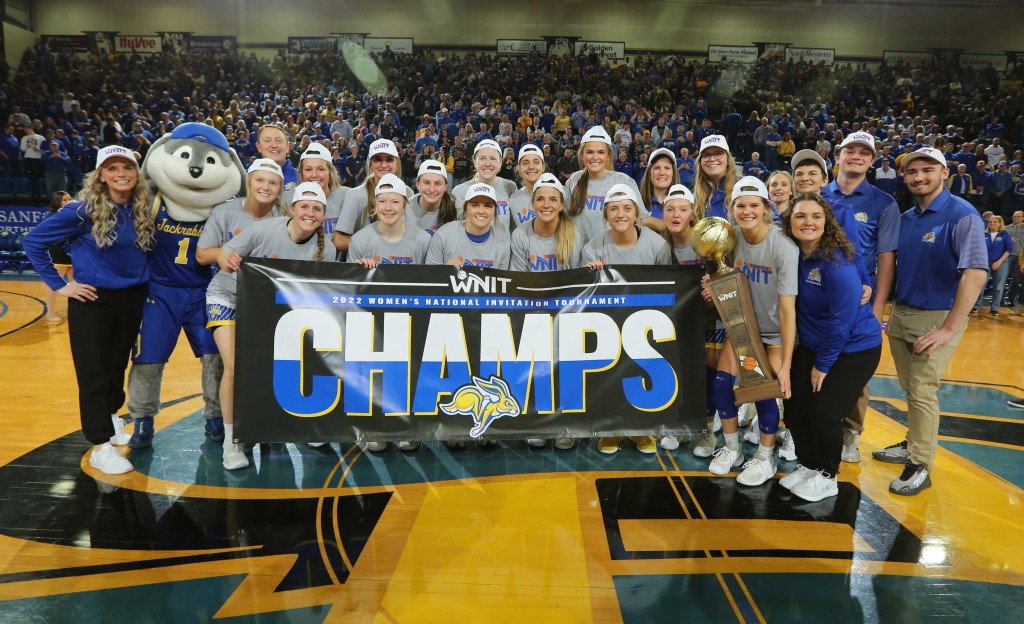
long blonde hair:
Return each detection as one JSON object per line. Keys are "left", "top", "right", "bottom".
{"left": 301, "top": 156, "right": 343, "bottom": 193}
{"left": 531, "top": 185, "right": 578, "bottom": 267}
{"left": 568, "top": 141, "right": 614, "bottom": 218}
{"left": 79, "top": 166, "right": 154, "bottom": 250}
{"left": 693, "top": 158, "right": 736, "bottom": 221}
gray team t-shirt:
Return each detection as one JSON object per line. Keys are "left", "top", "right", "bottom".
{"left": 672, "top": 238, "right": 702, "bottom": 266}
{"left": 426, "top": 221, "right": 511, "bottom": 269}
{"left": 582, "top": 225, "right": 672, "bottom": 265}
{"left": 733, "top": 225, "right": 799, "bottom": 345}
{"left": 348, "top": 222, "right": 431, "bottom": 265}
{"left": 508, "top": 186, "right": 537, "bottom": 231}
{"left": 404, "top": 193, "right": 453, "bottom": 235}
{"left": 198, "top": 197, "right": 280, "bottom": 249}
{"left": 207, "top": 216, "right": 336, "bottom": 305}
{"left": 452, "top": 178, "right": 518, "bottom": 233}
{"left": 509, "top": 220, "right": 585, "bottom": 271}
{"left": 564, "top": 170, "right": 650, "bottom": 219}
{"left": 336, "top": 183, "right": 377, "bottom": 236}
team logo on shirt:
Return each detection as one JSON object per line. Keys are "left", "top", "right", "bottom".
{"left": 439, "top": 375, "right": 522, "bottom": 438}
{"left": 806, "top": 268, "right": 822, "bottom": 286}
{"left": 529, "top": 253, "right": 559, "bottom": 271}
{"left": 854, "top": 212, "right": 868, "bottom": 223}
{"left": 922, "top": 231, "right": 937, "bottom": 244}
{"left": 373, "top": 255, "right": 414, "bottom": 265}
{"left": 518, "top": 208, "right": 536, "bottom": 223}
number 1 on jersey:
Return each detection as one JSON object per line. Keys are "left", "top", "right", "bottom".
{"left": 175, "top": 238, "right": 190, "bottom": 265}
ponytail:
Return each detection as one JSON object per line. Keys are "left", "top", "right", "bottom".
{"left": 554, "top": 212, "right": 578, "bottom": 268}
{"left": 315, "top": 226, "right": 325, "bottom": 262}
{"left": 437, "top": 191, "right": 458, "bottom": 226}
{"left": 568, "top": 169, "right": 590, "bottom": 217}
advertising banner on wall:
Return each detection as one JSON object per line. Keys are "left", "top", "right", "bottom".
{"left": 543, "top": 36, "right": 580, "bottom": 58}
{"left": 363, "top": 37, "right": 414, "bottom": 55}
{"left": 40, "top": 35, "right": 90, "bottom": 53}
{"left": 754, "top": 42, "right": 789, "bottom": 60}
{"left": 288, "top": 36, "right": 338, "bottom": 55}
{"left": 574, "top": 41, "right": 625, "bottom": 60}
{"left": 707, "top": 45, "right": 758, "bottom": 64}
{"left": 233, "top": 261, "right": 706, "bottom": 443}
{"left": 0, "top": 205, "right": 47, "bottom": 235}
{"left": 496, "top": 39, "right": 548, "bottom": 55}
{"left": 960, "top": 53, "right": 1007, "bottom": 72}
{"left": 882, "top": 50, "right": 933, "bottom": 67}
{"left": 114, "top": 35, "right": 162, "bottom": 54}
{"left": 85, "top": 32, "right": 118, "bottom": 57}
{"left": 188, "top": 36, "right": 237, "bottom": 52}
{"left": 785, "top": 47, "right": 834, "bottom": 65}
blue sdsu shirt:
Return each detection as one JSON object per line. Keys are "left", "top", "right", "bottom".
{"left": 797, "top": 250, "right": 881, "bottom": 373}
{"left": 895, "top": 190, "right": 987, "bottom": 310}
{"left": 821, "top": 179, "right": 899, "bottom": 280}
{"left": 149, "top": 196, "right": 213, "bottom": 288}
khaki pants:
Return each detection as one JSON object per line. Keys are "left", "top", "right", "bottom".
{"left": 886, "top": 305, "right": 968, "bottom": 470}
{"left": 843, "top": 384, "right": 870, "bottom": 433}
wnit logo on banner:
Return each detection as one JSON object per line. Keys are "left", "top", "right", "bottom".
{"left": 234, "top": 261, "right": 706, "bottom": 442}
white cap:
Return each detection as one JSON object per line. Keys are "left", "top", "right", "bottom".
{"left": 648, "top": 147, "right": 677, "bottom": 165}
{"left": 533, "top": 172, "right": 564, "bottom": 193}
{"left": 417, "top": 159, "right": 448, "bottom": 179}
{"left": 473, "top": 139, "right": 502, "bottom": 155}
{"left": 246, "top": 158, "right": 284, "bottom": 179}
{"left": 604, "top": 183, "right": 639, "bottom": 205}
{"left": 698, "top": 135, "right": 730, "bottom": 156}
{"left": 367, "top": 138, "right": 399, "bottom": 162}
{"left": 96, "top": 145, "right": 139, "bottom": 168}
{"left": 791, "top": 149, "right": 828, "bottom": 174}
{"left": 664, "top": 184, "right": 695, "bottom": 204}
{"left": 300, "top": 143, "right": 332, "bottom": 161}
{"left": 291, "top": 181, "right": 328, "bottom": 205}
{"left": 901, "top": 147, "right": 947, "bottom": 169}
{"left": 839, "top": 131, "right": 877, "bottom": 155}
{"left": 374, "top": 173, "right": 409, "bottom": 197}
{"left": 731, "top": 176, "right": 770, "bottom": 202}
{"left": 518, "top": 144, "right": 544, "bottom": 161}
{"left": 464, "top": 183, "right": 497, "bottom": 205}
{"left": 581, "top": 126, "right": 613, "bottom": 146}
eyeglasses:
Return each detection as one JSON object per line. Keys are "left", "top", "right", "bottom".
{"left": 701, "top": 152, "right": 727, "bottom": 161}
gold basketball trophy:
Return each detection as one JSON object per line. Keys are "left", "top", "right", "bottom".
{"left": 692, "top": 217, "right": 782, "bottom": 404}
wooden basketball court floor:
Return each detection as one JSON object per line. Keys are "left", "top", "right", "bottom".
{"left": 0, "top": 276, "right": 1022, "bottom": 623}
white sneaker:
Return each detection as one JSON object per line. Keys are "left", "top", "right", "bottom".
{"left": 779, "top": 464, "right": 817, "bottom": 490}
{"left": 709, "top": 445, "right": 743, "bottom": 475}
{"left": 737, "top": 403, "right": 754, "bottom": 428}
{"left": 88, "top": 442, "right": 133, "bottom": 475}
{"left": 365, "top": 441, "right": 388, "bottom": 452}
{"left": 692, "top": 430, "right": 717, "bottom": 458}
{"left": 526, "top": 438, "right": 546, "bottom": 448}
{"left": 777, "top": 427, "right": 797, "bottom": 462}
{"left": 743, "top": 416, "right": 760, "bottom": 444}
{"left": 110, "top": 415, "right": 131, "bottom": 446}
{"left": 792, "top": 471, "right": 839, "bottom": 502}
{"left": 307, "top": 442, "right": 328, "bottom": 448}
{"left": 736, "top": 454, "right": 776, "bottom": 486}
{"left": 397, "top": 440, "right": 421, "bottom": 451}
{"left": 660, "top": 434, "right": 679, "bottom": 450}
{"left": 222, "top": 442, "right": 250, "bottom": 470}
{"left": 712, "top": 412, "right": 722, "bottom": 432}
{"left": 841, "top": 429, "right": 861, "bottom": 463}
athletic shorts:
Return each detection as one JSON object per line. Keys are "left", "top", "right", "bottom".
{"left": 133, "top": 282, "right": 218, "bottom": 363}
{"left": 205, "top": 301, "right": 237, "bottom": 329}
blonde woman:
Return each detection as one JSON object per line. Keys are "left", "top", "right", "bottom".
{"left": 693, "top": 135, "right": 737, "bottom": 221}
{"left": 335, "top": 138, "right": 402, "bottom": 252}
{"left": 23, "top": 146, "right": 155, "bottom": 475}
{"left": 451, "top": 139, "right": 518, "bottom": 232}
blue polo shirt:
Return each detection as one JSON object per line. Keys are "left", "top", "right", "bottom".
{"left": 985, "top": 230, "right": 1013, "bottom": 264}
{"left": 895, "top": 190, "right": 988, "bottom": 310}
{"left": 797, "top": 250, "right": 882, "bottom": 373}
{"left": 743, "top": 160, "right": 769, "bottom": 179}
{"left": 821, "top": 178, "right": 899, "bottom": 280}
{"left": 676, "top": 157, "right": 696, "bottom": 186}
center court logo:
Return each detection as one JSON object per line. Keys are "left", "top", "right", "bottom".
{"left": 439, "top": 375, "right": 521, "bottom": 437}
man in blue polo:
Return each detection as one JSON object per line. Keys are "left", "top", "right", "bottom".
{"left": 821, "top": 131, "right": 900, "bottom": 463}
{"left": 872, "top": 147, "right": 987, "bottom": 495}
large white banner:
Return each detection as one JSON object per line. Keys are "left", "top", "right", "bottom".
{"left": 496, "top": 39, "right": 547, "bottom": 55}
{"left": 882, "top": 50, "right": 932, "bottom": 67}
{"left": 960, "top": 54, "right": 1007, "bottom": 72}
{"left": 708, "top": 45, "right": 758, "bottom": 64}
{"left": 785, "top": 47, "right": 834, "bottom": 65}
{"left": 575, "top": 41, "right": 625, "bottom": 60}
{"left": 115, "top": 35, "right": 162, "bottom": 54}
{"left": 363, "top": 37, "right": 413, "bottom": 55}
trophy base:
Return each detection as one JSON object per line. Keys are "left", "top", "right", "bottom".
{"left": 734, "top": 380, "right": 783, "bottom": 405}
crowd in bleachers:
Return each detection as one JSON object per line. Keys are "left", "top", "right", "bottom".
{"left": 1, "top": 40, "right": 1023, "bottom": 216}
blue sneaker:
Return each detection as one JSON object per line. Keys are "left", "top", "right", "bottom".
{"left": 128, "top": 416, "right": 154, "bottom": 449}
{"left": 205, "top": 416, "right": 225, "bottom": 442}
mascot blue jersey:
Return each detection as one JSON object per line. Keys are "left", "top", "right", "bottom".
{"left": 150, "top": 194, "right": 213, "bottom": 288}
